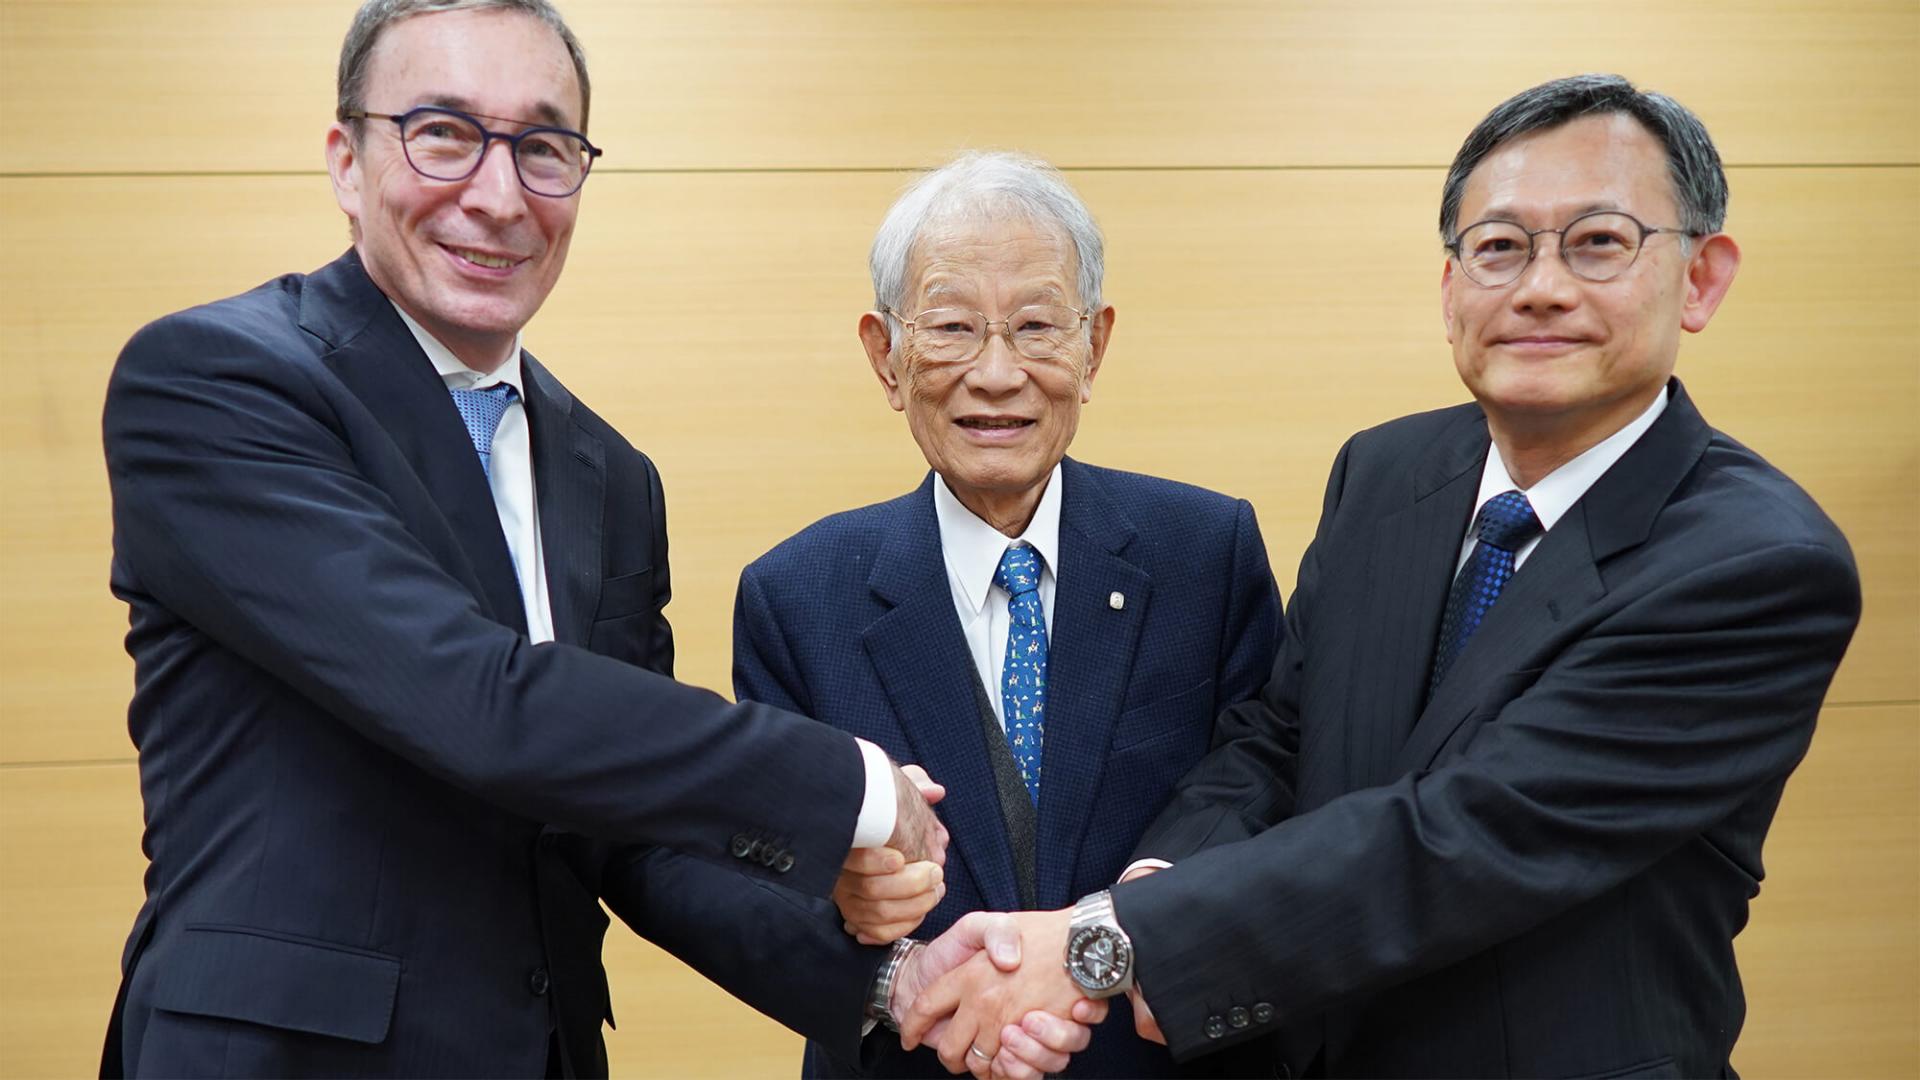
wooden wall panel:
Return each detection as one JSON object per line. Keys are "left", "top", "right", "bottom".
{"left": 1733, "top": 703, "right": 1920, "bottom": 1077}
{"left": 4, "top": 165, "right": 1912, "bottom": 764}
{"left": 1, "top": 0, "right": 1915, "bottom": 1074}
{"left": 4, "top": 0, "right": 1916, "bottom": 174}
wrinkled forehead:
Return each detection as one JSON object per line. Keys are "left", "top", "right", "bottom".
{"left": 363, "top": 8, "right": 583, "bottom": 129}
{"left": 905, "top": 207, "right": 1079, "bottom": 303}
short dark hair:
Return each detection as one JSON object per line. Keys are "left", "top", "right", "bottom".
{"left": 1439, "top": 74, "right": 1727, "bottom": 243}
{"left": 336, "top": 0, "right": 592, "bottom": 132}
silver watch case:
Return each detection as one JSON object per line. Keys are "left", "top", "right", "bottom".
{"left": 1064, "top": 923, "right": 1133, "bottom": 998}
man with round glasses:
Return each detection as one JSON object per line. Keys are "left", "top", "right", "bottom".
{"left": 98, "top": 1, "right": 966, "bottom": 1075}
{"left": 731, "top": 150, "right": 1283, "bottom": 1077}
{"left": 895, "top": 76, "right": 1859, "bottom": 1080}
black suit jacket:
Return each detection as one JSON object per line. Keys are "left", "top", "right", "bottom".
{"left": 101, "top": 250, "right": 869, "bottom": 1077}
{"left": 735, "top": 461, "right": 1284, "bottom": 1077}
{"left": 1113, "top": 381, "right": 1860, "bottom": 1078}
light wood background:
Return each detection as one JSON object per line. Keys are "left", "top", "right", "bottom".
{"left": 2, "top": 1, "right": 1915, "bottom": 1076}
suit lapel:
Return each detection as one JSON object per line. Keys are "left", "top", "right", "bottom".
{"left": 1034, "top": 460, "right": 1150, "bottom": 909}
{"left": 861, "top": 477, "right": 1023, "bottom": 912}
{"left": 1347, "top": 412, "right": 1485, "bottom": 786}
{"left": 304, "top": 251, "right": 526, "bottom": 635}
{"left": 521, "top": 354, "right": 605, "bottom": 647}
{"left": 1393, "top": 379, "right": 1714, "bottom": 772}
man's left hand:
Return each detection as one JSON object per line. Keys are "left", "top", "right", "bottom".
{"left": 900, "top": 908, "right": 1106, "bottom": 1078}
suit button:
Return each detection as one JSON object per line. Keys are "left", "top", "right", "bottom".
{"left": 730, "top": 833, "right": 752, "bottom": 858}
{"left": 1252, "top": 1002, "right": 1274, "bottom": 1024}
{"left": 775, "top": 852, "right": 795, "bottom": 874}
{"left": 1204, "top": 1015, "right": 1226, "bottom": 1039}
{"left": 528, "top": 968, "right": 550, "bottom": 996}
{"left": 1228, "top": 1006, "right": 1249, "bottom": 1029}
{"left": 760, "top": 846, "right": 780, "bottom": 867}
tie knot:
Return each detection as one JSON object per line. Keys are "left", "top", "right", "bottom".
{"left": 450, "top": 384, "right": 518, "bottom": 456}
{"left": 1473, "top": 490, "right": 1543, "bottom": 551}
{"left": 994, "top": 543, "right": 1043, "bottom": 598}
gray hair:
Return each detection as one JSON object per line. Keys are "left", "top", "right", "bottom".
{"left": 337, "top": 0, "right": 592, "bottom": 132}
{"left": 870, "top": 151, "right": 1105, "bottom": 342}
{"left": 1438, "top": 74, "right": 1728, "bottom": 244}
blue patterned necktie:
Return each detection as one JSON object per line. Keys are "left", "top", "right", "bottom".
{"left": 1430, "top": 490, "right": 1543, "bottom": 693}
{"left": 993, "top": 543, "right": 1049, "bottom": 803}
{"left": 448, "top": 384, "right": 518, "bottom": 479}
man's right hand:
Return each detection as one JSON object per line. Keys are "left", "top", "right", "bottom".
{"left": 887, "top": 762, "right": 949, "bottom": 866}
{"left": 837, "top": 848, "right": 944, "bottom": 944}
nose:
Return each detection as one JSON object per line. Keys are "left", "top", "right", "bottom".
{"left": 458, "top": 138, "right": 529, "bottom": 222}
{"left": 964, "top": 326, "right": 1027, "bottom": 395}
{"left": 1508, "top": 231, "right": 1580, "bottom": 313}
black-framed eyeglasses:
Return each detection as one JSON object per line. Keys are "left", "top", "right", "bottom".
{"left": 883, "top": 305, "right": 1092, "bottom": 364}
{"left": 1446, "top": 210, "right": 1700, "bottom": 288}
{"left": 340, "top": 105, "right": 602, "bottom": 198}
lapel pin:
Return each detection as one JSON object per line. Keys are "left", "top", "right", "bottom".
{"left": 1109, "top": 591, "right": 1125, "bottom": 611}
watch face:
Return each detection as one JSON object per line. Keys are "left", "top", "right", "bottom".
{"left": 1066, "top": 925, "right": 1131, "bottom": 992}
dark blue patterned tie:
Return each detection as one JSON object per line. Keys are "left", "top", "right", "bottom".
{"left": 448, "top": 384, "right": 518, "bottom": 479}
{"left": 1430, "top": 490, "right": 1543, "bottom": 693}
{"left": 993, "top": 543, "right": 1048, "bottom": 803}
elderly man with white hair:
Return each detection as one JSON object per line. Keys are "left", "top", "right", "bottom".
{"left": 733, "top": 151, "right": 1285, "bottom": 1078}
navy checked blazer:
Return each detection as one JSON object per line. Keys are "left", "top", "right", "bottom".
{"left": 734, "top": 457, "right": 1284, "bottom": 1078}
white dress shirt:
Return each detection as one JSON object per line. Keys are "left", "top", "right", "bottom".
{"left": 393, "top": 305, "right": 556, "bottom": 645}
{"left": 1460, "top": 386, "right": 1669, "bottom": 571}
{"left": 393, "top": 304, "right": 895, "bottom": 846}
{"left": 933, "top": 462, "right": 1063, "bottom": 730}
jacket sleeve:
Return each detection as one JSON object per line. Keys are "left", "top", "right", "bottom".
{"left": 1128, "top": 440, "right": 1354, "bottom": 863}
{"left": 1113, "top": 533, "right": 1860, "bottom": 1060}
{"left": 103, "top": 310, "right": 862, "bottom": 897}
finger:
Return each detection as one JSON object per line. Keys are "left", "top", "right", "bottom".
{"left": 997, "top": 1022, "right": 1068, "bottom": 1075}
{"left": 842, "top": 846, "right": 906, "bottom": 875}
{"left": 845, "top": 861, "right": 943, "bottom": 900}
{"left": 1068, "top": 997, "right": 1109, "bottom": 1025}
{"left": 930, "top": 820, "right": 950, "bottom": 867}
{"left": 901, "top": 965, "right": 967, "bottom": 1049}
{"left": 1020, "top": 1010, "right": 1092, "bottom": 1054}
{"left": 1128, "top": 988, "right": 1166, "bottom": 1044}
{"left": 900, "top": 763, "right": 947, "bottom": 804}
{"left": 977, "top": 912, "right": 1022, "bottom": 972}
{"left": 932, "top": 1010, "right": 981, "bottom": 1075}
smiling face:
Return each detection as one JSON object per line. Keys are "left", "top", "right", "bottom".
{"left": 1441, "top": 112, "right": 1738, "bottom": 472}
{"left": 325, "top": 8, "right": 583, "bottom": 372}
{"left": 860, "top": 214, "right": 1113, "bottom": 534}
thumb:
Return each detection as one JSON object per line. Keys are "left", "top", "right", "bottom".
{"left": 901, "top": 764, "right": 946, "bottom": 805}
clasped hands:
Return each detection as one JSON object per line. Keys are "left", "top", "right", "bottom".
{"left": 854, "top": 764, "right": 1163, "bottom": 1077}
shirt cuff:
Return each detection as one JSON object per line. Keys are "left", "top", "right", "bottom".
{"left": 1119, "top": 858, "right": 1172, "bottom": 882}
{"left": 850, "top": 738, "right": 898, "bottom": 849}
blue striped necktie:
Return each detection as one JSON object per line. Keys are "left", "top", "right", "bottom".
{"left": 448, "top": 384, "right": 518, "bottom": 479}
{"left": 993, "top": 543, "right": 1048, "bottom": 803}
{"left": 1430, "top": 490, "right": 1543, "bottom": 692}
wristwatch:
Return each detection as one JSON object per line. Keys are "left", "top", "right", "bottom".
{"left": 1063, "top": 889, "right": 1134, "bottom": 998}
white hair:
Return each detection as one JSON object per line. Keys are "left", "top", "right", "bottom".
{"left": 869, "top": 151, "right": 1105, "bottom": 343}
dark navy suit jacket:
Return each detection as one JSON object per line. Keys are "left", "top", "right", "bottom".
{"left": 1113, "top": 381, "right": 1861, "bottom": 1078}
{"left": 101, "top": 250, "right": 876, "bottom": 1077}
{"left": 734, "top": 459, "right": 1284, "bottom": 1077}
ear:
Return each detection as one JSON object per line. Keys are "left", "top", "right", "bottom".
{"left": 1080, "top": 304, "right": 1115, "bottom": 403}
{"left": 1680, "top": 233, "right": 1740, "bottom": 334}
{"left": 1440, "top": 258, "right": 1459, "bottom": 345}
{"left": 859, "top": 312, "right": 907, "bottom": 412}
{"left": 326, "top": 123, "right": 362, "bottom": 223}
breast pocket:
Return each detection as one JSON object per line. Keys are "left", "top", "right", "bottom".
{"left": 593, "top": 567, "right": 654, "bottom": 622}
{"left": 1111, "top": 678, "right": 1215, "bottom": 755}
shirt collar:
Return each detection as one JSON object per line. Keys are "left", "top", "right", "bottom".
{"left": 390, "top": 300, "right": 526, "bottom": 395}
{"left": 1475, "top": 385, "right": 1669, "bottom": 532}
{"left": 933, "top": 462, "right": 1064, "bottom": 617}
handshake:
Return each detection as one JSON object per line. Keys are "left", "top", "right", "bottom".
{"left": 867, "top": 763, "right": 1162, "bottom": 1079}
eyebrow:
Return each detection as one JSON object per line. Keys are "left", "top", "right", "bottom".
{"left": 1471, "top": 200, "right": 1629, "bottom": 226}
{"left": 420, "top": 94, "right": 577, "bottom": 131}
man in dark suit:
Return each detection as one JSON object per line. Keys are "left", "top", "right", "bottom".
{"left": 900, "top": 75, "right": 1862, "bottom": 1080}
{"left": 99, "top": 2, "right": 955, "bottom": 1074}
{"left": 733, "top": 151, "right": 1284, "bottom": 1077}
